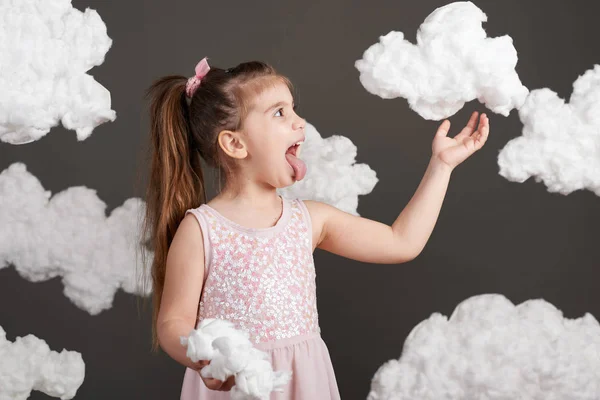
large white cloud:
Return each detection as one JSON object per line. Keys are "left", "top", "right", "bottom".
{"left": 0, "top": 0, "right": 115, "bottom": 144}
{"left": 279, "top": 122, "right": 378, "bottom": 216}
{"left": 0, "top": 163, "right": 151, "bottom": 315}
{"left": 367, "top": 294, "right": 600, "bottom": 399}
{"left": 498, "top": 65, "right": 600, "bottom": 196}
{"left": 355, "top": 1, "right": 529, "bottom": 120}
{"left": 0, "top": 325, "right": 85, "bottom": 400}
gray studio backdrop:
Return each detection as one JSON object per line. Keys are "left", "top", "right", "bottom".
{"left": 1, "top": 0, "right": 599, "bottom": 398}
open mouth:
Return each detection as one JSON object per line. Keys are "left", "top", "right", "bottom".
{"left": 285, "top": 140, "right": 306, "bottom": 181}
{"left": 286, "top": 141, "right": 303, "bottom": 158}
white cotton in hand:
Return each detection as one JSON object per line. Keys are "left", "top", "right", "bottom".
{"left": 181, "top": 319, "right": 292, "bottom": 400}
{"left": 355, "top": 1, "right": 529, "bottom": 120}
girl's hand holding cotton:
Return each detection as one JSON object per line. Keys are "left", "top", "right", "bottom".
{"left": 180, "top": 318, "right": 292, "bottom": 399}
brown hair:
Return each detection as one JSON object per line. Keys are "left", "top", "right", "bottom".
{"left": 142, "top": 60, "right": 293, "bottom": 351}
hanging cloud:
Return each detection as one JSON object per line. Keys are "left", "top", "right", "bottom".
{"left": 0, "top": 325, "right": 85, "bottom": 400}
{"left": 355, "top": 1, "right": 529, "bottom": 120}
{"left": 279, "top": 122, "right": 378, "bottom": 215}
{"left": 0, "top": 163, "right": 151, "bottom": 315}
{"left": 367, "top": 294, "right": 600, "bottom": 400}
{"left": 498, "top": 65, "right": 600, "bottom": 196}
{"left": 0, "top": 0, "right": 115, "bottom": 145}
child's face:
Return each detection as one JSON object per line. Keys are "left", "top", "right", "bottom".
{"left": 237, "top": 80, "right": 306, "bottom": 188}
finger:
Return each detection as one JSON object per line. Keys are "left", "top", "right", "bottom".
{"left": 454, "top": 111, "right": 479, "bottom": 141}
{"left": 473, "top": 114, "right": 489, "bottom": 149}
{"left": 435, "top": 119, "right": 451, "bottom": 138}
{"left": 202, "top": 377, "right": 224, "bottom": 390}
{"left": 469, "top": 113, "right": 487, "bottom": 137}
{"left": 221, "top": 376, "right": 236, "bottom": 391}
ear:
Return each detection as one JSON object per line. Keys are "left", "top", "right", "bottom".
{"left": 217, "top": 130, "right": 248, "bottom": 159}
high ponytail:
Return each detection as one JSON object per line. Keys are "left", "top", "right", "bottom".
{"left": 144, "top": 76, "right": 206, "bottom": 351}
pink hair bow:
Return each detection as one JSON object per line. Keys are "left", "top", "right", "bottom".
{"left": 185, "top": 57, "right": 211, "bottom": 98}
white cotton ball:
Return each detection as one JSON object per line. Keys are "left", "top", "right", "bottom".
{"left": 367, "top": 294, "right": 600, "bottom": 400}
{"left": 0, "top": 0, "right": 115, "bottom": 144}
{"left": 0, "top": 162, "right": 152, "bottom": 315}
{"left": 0, "top": 325, "right": 85, "bottom": 400}
{"left": 498, "top": 65, "right": 600, "bottom": 196}
{"left": 181, "top": 319, "right": 292, "bottom": 399}
{"left": 355, "top": 1, "right": 529, "bottom": 120}
{"left": 278, "top": 122, "right": 378, "bottom": 216}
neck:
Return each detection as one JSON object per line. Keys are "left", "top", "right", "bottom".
{"left": 218, "top": 180, "right": 281, "bottom": 210}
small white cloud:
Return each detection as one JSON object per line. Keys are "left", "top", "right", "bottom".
{"left": 355, "top": 1, "right": 529, "bottom": 120}
{"left": 498, "top": 65, "right": 600, "bottom": 196}
{"left": 0, "top": 0, "right": 115, "bottom": 144}
{"left": 0, "top": 325, "right": 85, "bottom": 400}
{"left": 0, "top": 163, "right": 151, "bottom": 315}
{"left": 278, "top": 122, "right": 378, "bottom": 215}
{"left": 367, "top": 294, "right": 600, "bottom": 400}
{"left": 181, "top": 318, "right": 291, "bottom": 400}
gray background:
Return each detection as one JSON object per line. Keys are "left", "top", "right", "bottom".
{"left": 1, "top": 0, "right": 599, "bottom": 398}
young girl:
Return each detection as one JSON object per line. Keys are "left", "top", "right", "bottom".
{"left": 144, "top": 58, "right": 489, "bottom": 399}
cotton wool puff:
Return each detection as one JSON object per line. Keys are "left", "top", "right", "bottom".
{"left": 355, "top": 1, "right": 529, "bottom": 120}
{"left": 0, "top": 325, "right": 85, "bottom": 400}
{"left": 367, "top": 294, "right": 600, "bottom": 400}
{"left": 0, "top": 163, "right": 152, "bottom": 314}
{"left": 181, "top": 319, "right": 292, "bottom": 400}
{"left": 278, "top": 122, "right": 378, "bottom": 216}
{"left": 498, "top": 65, "right": 600, "bottom": 197}
{"left": 0, "top": 0, "right": 115, "bottom": 144}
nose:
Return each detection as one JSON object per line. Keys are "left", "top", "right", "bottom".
{"left": 293, "top": 116, "right": 305, "bottom": 131}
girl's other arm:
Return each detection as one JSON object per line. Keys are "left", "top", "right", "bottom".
{"left": 308, "top": 112, "right": 489, "bottom": 264}
{"left": 156, "top": 214, "right": 205, "bottom": 369}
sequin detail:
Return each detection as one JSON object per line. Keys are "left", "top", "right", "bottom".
{"left": 190, "top": 199, "right": 320, "bottom": 344}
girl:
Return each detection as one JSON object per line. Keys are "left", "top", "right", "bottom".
{"left": 144, "top": 58, "right": 489, "bottom": 399}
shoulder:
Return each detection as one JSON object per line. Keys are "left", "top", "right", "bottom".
{"left": 169, "top": 212, "right": 205, "bottom": 259}
{"left": 298, "top": 200, "right": 340, "bottom": 248}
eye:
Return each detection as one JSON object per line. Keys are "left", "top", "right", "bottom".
{"left": 274, "top": 108, "right": 284, "bottom": 117}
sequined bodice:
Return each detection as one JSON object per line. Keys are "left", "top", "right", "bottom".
{"left": 186, "top": 198, "right": 320, "bottom": 344}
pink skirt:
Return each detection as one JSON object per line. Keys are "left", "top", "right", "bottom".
{"left": 180, "top": 333, "right": 340, "bottom": 400}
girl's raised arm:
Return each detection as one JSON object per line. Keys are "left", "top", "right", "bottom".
{"left": 307, "top": 112, "right": 489, "bottom": 264}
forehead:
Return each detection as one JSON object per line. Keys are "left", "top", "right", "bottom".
{"left": 247, "top": 79, "right": 294, "bottom": 112}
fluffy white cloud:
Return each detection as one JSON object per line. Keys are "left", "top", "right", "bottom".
{"left": 355, "top": 1, "right": 528, "bottom": 120}
{"left": 0, "top": 325, "right": 85, "bottom": 400}
{"left": 0, "top": 163, "right": 151, "bottom": 314}
{"left": 278, "top": 122, "right": 378, "bottom": 215}
{"left": 498, "top": 65, "right": 600, "bottom": 196}
{"left": 182, "top": 319, "right": 291, "bottom": 400}
{"left": 367, "top": 294, "right": 600, "bottom": 400}
{"left": 0, "top": 0, "right": 115, "bottom": 144}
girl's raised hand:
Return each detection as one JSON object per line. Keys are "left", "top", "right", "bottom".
{"left": 431, "top": 111, "right": 489, "bottom": 170}
{"left": 193, "top": 360, "right": 236, "bottom": 391}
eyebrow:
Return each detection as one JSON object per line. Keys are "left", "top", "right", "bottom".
{"left": 264, "top": 100, "right": 295, "bottom": 114}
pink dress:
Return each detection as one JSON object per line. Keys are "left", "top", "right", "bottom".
{"left": 180, "top": 196, "right": 340, "bottom": 400}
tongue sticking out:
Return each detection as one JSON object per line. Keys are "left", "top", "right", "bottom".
{"left": 285, "top": 151, "right": 307, "bottom": 181}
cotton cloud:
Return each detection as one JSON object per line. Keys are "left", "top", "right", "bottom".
{"left": 355, "top": 1, "right": 529, "bottom": 120}
{"left": 498, "top": 65, "right": 600, "bottom": 196}
{"left": 367, "top": 294, "right": 600, "bottom": 400}
{"left": 0, "top": 325, "right": 85, "bottom": 400}
{"left": 0, "top": 0, "right": 115, "bottom": 144}
{"left": 0, "top": 163, "right": 151, "bottom": 314}
{"left": 181, "top": 319, "right": 291, "bottom": 400}
{"left": 278, "top": 122, "right": 378, "bottom": 215}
